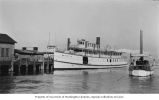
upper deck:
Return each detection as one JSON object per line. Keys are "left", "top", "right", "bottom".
{"left": 68, "top": 39, "right": 122, "bottom": 56}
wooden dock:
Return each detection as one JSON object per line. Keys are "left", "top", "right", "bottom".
{"left": 12, "top": 57, "right": 54, "bottom": 75}
{"left": 0, "top": 48, "right": 54, "bottom": 76}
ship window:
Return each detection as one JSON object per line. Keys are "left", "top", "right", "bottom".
{"left": 1, "top": 48, "right": 4, "bottom": 57}
{"left": 6, "top": 48, "right": 9, "bottom": 57}
{"left": 110, "top": 59, "right": 111, "bottom": 63}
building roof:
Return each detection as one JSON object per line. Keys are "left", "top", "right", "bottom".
{"left": 14, "top": 49, "right": 54, "bottom": 55}
{"left": 15, "top": 49, "right": 43, "bottom": 55}
{"left": 0, "top": 33, "right": 17, "bottom": 44}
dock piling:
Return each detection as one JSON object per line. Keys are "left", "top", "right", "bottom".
{"left": 41, "top": 64, "right": 44, "bottom": 74}
{"left": 26, "top": 59, "right": 28, "bottom": 75}
{"left": 33, "top": 60, "right": 36, "bottom": 74}
{"left": 0, "top": 64, "right": 1, "bottom": 75}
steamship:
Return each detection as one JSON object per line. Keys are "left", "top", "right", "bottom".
{"left": 54, "top": 37, "right": 128, "bottom": 69}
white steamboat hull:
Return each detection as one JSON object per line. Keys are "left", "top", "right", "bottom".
{"left": 54, "top": 60, "right": 127, "bottom": 69}
{"left": 54, "top": 52, "right": 128, "bottom": 69}
{"left": 129, "top": 70, "right": 153, "bottom": 77}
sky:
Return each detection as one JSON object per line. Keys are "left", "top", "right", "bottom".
{"left": 0, "top": 0, "right": 159, "bottom": 57}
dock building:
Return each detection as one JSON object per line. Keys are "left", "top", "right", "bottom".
{"left": 0, "top": 33, "right": 16, "bottom": 75}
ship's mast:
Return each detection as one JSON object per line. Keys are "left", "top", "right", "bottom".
{"left": 140, "top": 30, "right": 143, "bottom": 54}
{"left": 140, "top": 30, "right": 144, "bottom": 60}
{"left": 47, "top": 33, "right": 51, "bottom": 48}
{"left": 47, "top": 33, "right": 56, "bottom": 52}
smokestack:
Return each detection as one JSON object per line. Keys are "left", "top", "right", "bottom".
{"left": 33, "top": 47, "right": 38, "bottom": 52}
{"left": 96, "top": 37, "right": 101, "bottom": 57}
{"left": 96, "top": 37, "right": 100, "bottom": 49}
{"left": 67, "top": 38, "right": 71, "bottom": 50}
{"left": 22, "top": 47, "right": 27, "bottom": 50}
{"left": 140, "top": 30, "right": 143, "bottom": 54}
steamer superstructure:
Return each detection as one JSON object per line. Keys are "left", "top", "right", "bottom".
{"left": 54, "top": 37, "right": 128, "bottom": 69}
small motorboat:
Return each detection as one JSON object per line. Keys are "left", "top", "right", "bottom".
{"left": 129, "top": 54, "right": 153, "bottom": 77}
{"left": 129, "top": 30, "right": 153, "bottom": 77}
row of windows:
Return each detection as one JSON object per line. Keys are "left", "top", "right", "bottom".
{"left": 78, "top": 41, "right": 99, "bottom": 48}
{"left": 85, "top": 51, "right": 121, "bottom": 56}
{"left": 61, "top": 53, "right": 122, "bottom": 63}
{"left": 110, "top": 58, "right": 120, "bottom": 62}
{"left": 1, "top": 48, "right": 10, "bottom": 57}
{"left": 97, "top": 58, "right": 120, "bottom": 62}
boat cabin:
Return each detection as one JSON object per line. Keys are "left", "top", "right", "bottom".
{"left": 77, "top": 39, "right": 100, "bottom": 50}
{"left": 130, "top": 55, "right": 151, "bottom": 71}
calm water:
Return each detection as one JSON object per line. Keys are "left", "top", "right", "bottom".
{"left": 0, "top": 66, "right": 159, "bottom": 94}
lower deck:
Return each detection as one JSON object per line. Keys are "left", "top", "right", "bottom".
{"left": 54, "top": 51, "right": 128, "bottom": 69}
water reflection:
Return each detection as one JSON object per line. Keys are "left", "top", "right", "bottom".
{"left": 0, "top": 76, "right": 16, "bottom": 93}
{"left": 128, "top": 76, "right": 155, "bottom": 93}
{"left": 1, "top": 67, "right": 159, "bottom": 94}
{"left": 82, "top": 71, "right": 89, "bottom": 90}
